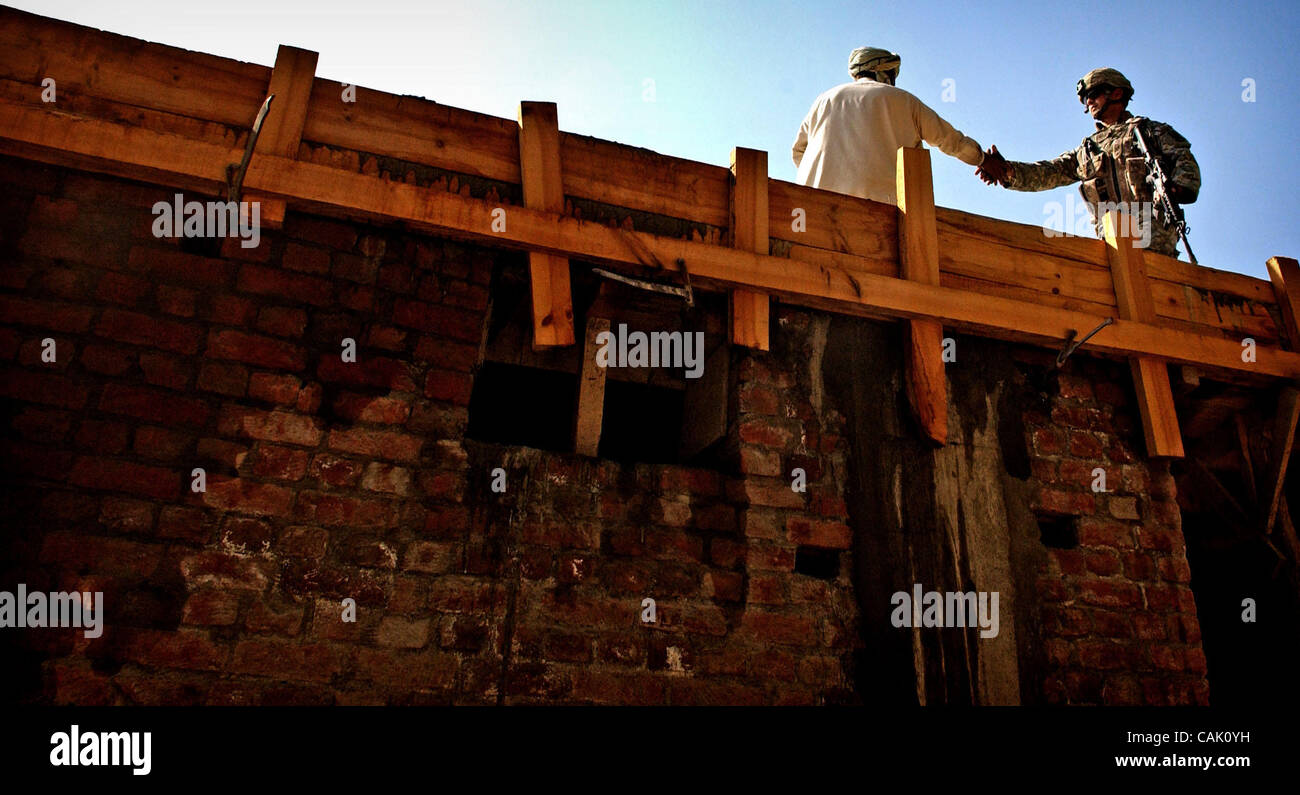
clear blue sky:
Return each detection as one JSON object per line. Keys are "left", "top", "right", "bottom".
{"left": 15, "top": 0, "right": 1300, "bottom": 279}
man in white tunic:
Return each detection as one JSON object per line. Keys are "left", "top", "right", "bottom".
{"left": 792, "top": 47, "right": 996, "bottom": 205}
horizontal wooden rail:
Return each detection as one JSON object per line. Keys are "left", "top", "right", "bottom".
{"left": 2, "top": 100, "right": 1298, "bottom": 386}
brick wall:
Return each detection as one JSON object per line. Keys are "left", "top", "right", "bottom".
{"left": 0, "top": 154, "right": 1207, "bottom": 705}
{"left": 1025, "top": 358, "right": 1208, "bottom": 705}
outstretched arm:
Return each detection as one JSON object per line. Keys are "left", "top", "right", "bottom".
{"left": 911, "top": 97, "right": 983, "bottom": 166}
{"left": 1000, "top": 148, "right": 1084, "bottom": 192}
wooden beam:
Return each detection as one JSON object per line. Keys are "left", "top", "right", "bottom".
{"left": 6, "top": 103, "right": 1300, "bottom": 384}
{"left": 1267, "top": 256, "right": 1300, "bottom": 350}
{"left": 574, "top": 315, "right": 610, "bottom": 457}
{"left": 518, "top": 101, "right": 575, "bottom": 348}
{"left": 730, "top": 147, "right": 770, "bottom": 350}
{"left": 897, "top": 147, "right": 946, "bottom": 445}
{"left": 1263, "top": 386, "right": 1300, "bottom": 534}
{"left": 1104, "top": 210, "right": 1183, "bottom": 458}
{"left": 238, "top": 44, "right": 317, "bottom": 232}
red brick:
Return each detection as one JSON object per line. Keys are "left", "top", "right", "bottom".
{"left": 570, "top": 671, "right": 666, "bottom": 705}
{"left": 327, "top": 427, "right": 423, "bottom": 463}
{"left": 1084, "top": 550, "right": 1122, "bottom": 576}
{"left": 11, "top": 405, "right": 72, "bottom": 441}
{"left": 424, "top": 369, "right": 473, "bottom": 404}
{"left": 738, "top": 418, "right": 796, "bottom": 449}
{"left": 156, "top": 284, "right": 197, "bottom": 317}
{"left": 1035, "top": 487, "right": 1096, "bottom": 516}
{"left": 739, "top": 610, "right": 817, "bottom": 646}
{"left": 248, "top": 372, "right": 302, "bottom": 405}
{"left": 40, "top": 531, "right": 163, "bottom": 578}
{"left": 786, "top": 517, "right": 851, "bottom": 549}
{"left": 277, "top": 526, "right": 329, "bottom": 559}
{"left": 237, "top": 264, "right": 333, "bottom": 306}
{"left": 79, "top": 344, "right": 134, "bottom": 376}
{"left": 100, "top": 382, "right": 210, "bottom": 426}
{"left": 230, "top": 639, "right": 347, "bottom": 683}
{"left": 1077, "top": 518, "right": 1133, "bottom": 548}
{"left": 98, "top": 496, "right": 155, "bottom": 533}
{"left": 286, "top": 217, "right": 357, "bottom": 251}
{"left": 134, "top": 425, "right": 191, "bottom": 460}
{"left": 413, "top": 337, "right": 478, "bottom": 371}
{"left": 70, "top": 456, "right": 180, "bottom": 499}
{"left": 360, "top": 462, "right": 412, "bottom": 495}
{"left": 309, "top": 454, "right": 363, "bottom": 487}
{"left": 331, "top": 393, "right": 411, "bottom": 424}
{"left": 205, "top": 294, "right": 257, "bottom": 326}
{"left": 96, "top": 272, "right": 152, "bottom": 306}
{"left": 729, "top": 478, "right": 805, "bottom": 509}
{"left": 0, "top": 295, "right": 95, "bottom": 333}
{"left": 128, "top": 246, "right": 234, "bottom": 288}
{"left": 182, "top": 590, "right": 241, "bottom": 626}
{"left": 197, "top": 361, "right": 248, "bottom": 396}
{"left": 257, "top": 306, "right": 308, "bottom": 338}
{"left": 244, "top": 601, "right": 304, "bottom": 636}
{"left": 118, "top": 628, "right": 227, "bottom": 671}
{"left": 738, "top": 382, "right": 780, "bottom": 415}
{"left": 0, "top": 368, "right": 88, "bottom": 408}
{"left": 74, "top": 419, "right": 131, "bottom": 453}
{"left": 206, "top": 329, "right": 307, "bottom": 371}
{"left": 1068, "top": 431, "right": 1104, "bottom": 458}
{"left": 1031, "top": 427, "right": 1065, "bottom": 455}
{"left": 294, "top": 491, "right": 396, "bottom": 527}
{"left": 250, "top": 444, "right": 311, "bottom": 481}
{"left": 1077, "top": 579, "right": 1141, "bottom": 608}
{"left": 200, "top": 476, "right": 295, "bottom": 517}
{"left": 217, "top": 405, "right": 323, "bottom": 446}
{"left": 740, "top": 446, "right": 782, "bottom": 476}
{"left": 138, "top": 351, "right": 191, "bottom": 389}
{"left": 94, "top": 308, "right": 202, "bottom": 354}
{"left": 317, "top": 355, "right": 417, "bottom": 392}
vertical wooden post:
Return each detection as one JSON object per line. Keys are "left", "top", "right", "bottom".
{"left": 518, "top": 101, "right": 576, "bottom": 348}
{"left": 249, "top": 44, "right": 317, "bottom": 229}
{"left": 1103, "top": 210, "right": 1184, "bottom": 458}
{"left": 574, "top": 316, "right": 610, "bottom": 456}
{"left": 1263, "top": 386, "right": 1300, "bottom": 535}
{"left": 1267, "top": 256, "right": 1300, "bottom": 350}
{"left": 729, "top": 147, "right": 770, "bottom": 350}
{"left": 896, "top": 147, "right": 947, "bottom": 446}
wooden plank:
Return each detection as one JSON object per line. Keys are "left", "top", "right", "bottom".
{"left": 562, "top": 133, "right": 730, "bottom": 228}
{"left": 1234, "top": 413, "right": 1260, "bottom": 506}
{"left": 1103, "top": 209, "right": 1184, "bottom": 458}
{"left": 1150, "top": 278, "right": 1280, "bottom": 343}
{"left": 730, "top": 147, "right": 769, "bottom": 350}
{"left": 768, "top": 178, "right": 897, "bottom": 262}
{"left": 897, "top": 147, "right": 946, "bottom": 445}
{"left": 1263, "top": 386, "right": 1300, "bottom": 534}
{"left": 1267, "top": 256, "right": 1300, "bottom": 350}
{"left": 0, "top": 6, "right": 269, "bottom": 127}
{"left": 680, "top": 343, "right": 729, "bottom": 459}
{"left": 574, "top": 316, "right": 610, "bottom": 456}
{"left": 7, "top": 103, "right": 1300, "bottom": 384}
{"left": 518, "top": 101, "right": 575, "bottom": 348}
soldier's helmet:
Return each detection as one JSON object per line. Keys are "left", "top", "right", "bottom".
{"left": 1076, "top": 68, "right": 1134, "bottom": 104}
{"left": 849, "top": 47, "right": 901, "bottom": 80}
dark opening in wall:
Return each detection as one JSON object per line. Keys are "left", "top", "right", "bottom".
{"left": 1036, "top": 515, "right": 1078, "bottom": 549}
{"left": 466, "top": 362, "right": 576, "bottom": 453}
{"left": 795, "top": 547, "right": 840, "bottom": 579}
{"left": 598, "top": 380, "right": 684, "bottom": 463}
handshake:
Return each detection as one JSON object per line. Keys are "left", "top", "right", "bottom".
{"left": 975, "top": 145, "right": 1010, "bottom": 187}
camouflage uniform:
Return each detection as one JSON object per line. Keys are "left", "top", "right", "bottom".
{"left": 1003, "top": 111, "right": 1199, "bottom": 258}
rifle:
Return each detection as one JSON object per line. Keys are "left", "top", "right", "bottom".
{"left": 1133, "top": 124, "right": 1197, "bottom": 264}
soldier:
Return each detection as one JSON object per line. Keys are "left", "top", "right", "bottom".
{"left": 793, "top": 46, "right": 990, "bottom": 205}
{"left": 977, "top": 68, "right": 1200, "bottom": 259}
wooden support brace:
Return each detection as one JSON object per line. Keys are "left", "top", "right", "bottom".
{"left": 1103, "top": 210, "right": 1184, "bottom": 458}
{"left": 1267, "top": 256, "right": 1300, "bottom": 350}
{"left": 730, "top": 147, "right": 770, "bottom": 350}
{"left": 518, "top": 101, "right": 575, "bottom": 348}
{"left": 896, "top": 147, "right": 947, "bottom": 446}
{"left": 574, "top": 316, "right": 610, "bottom": 456}
{"left": 246, "top": 44, "right": 317, "bottom": 230}
{"left": 1263, "top": 386, "right": 1300, "bottom": 534}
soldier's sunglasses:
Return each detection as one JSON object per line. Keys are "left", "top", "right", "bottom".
{"left": 1081, "top": 85, "right": 1113, "bottom": 102}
